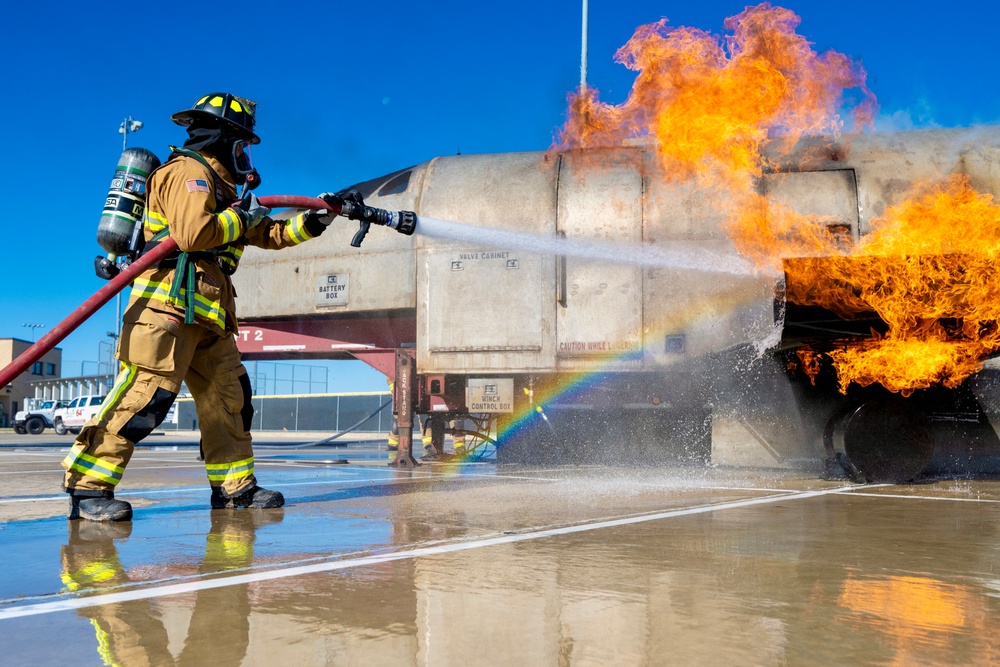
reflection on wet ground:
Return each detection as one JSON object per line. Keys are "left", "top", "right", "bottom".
{"left": 3, "top": 440, "right": 1000, "bottom": 665}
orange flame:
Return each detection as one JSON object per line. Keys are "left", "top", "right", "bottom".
{"left": 555, "top": 3, "right": 876, "bottom": 189}
{"left": 787, "top": 176, "right": 1000, "bottom": 394}
{"left": 553, "top": 3, "right": 1000, "bottom": 395}
{"left": 795, "top": 348, "right": 823, "bottom": 386}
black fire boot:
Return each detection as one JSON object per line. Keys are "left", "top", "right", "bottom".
{"left": 67, "top": 489, "right": 133, "bottom": 522}
{"left": 211, "top": 485, "right": 285, "bottom": 510}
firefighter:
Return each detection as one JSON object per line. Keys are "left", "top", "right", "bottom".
{"left": 60, "top": 522, "right": 174, "bottom": 664}
{"left": 61, "top": 513, "right": 270, "bottom": 664}
{"left": 62, "top": 92, "right": 353, "bottom": 521}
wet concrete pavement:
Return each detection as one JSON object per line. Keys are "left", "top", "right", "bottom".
{"left": 3, "top": 431, "right": 1000, "bottom": 665}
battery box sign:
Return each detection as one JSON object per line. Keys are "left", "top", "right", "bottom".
{"left": 466, "top": 378, "right": 514, "bottom": 413}
{"left": 316, "top": 273, "right": 350, "bottom": 307}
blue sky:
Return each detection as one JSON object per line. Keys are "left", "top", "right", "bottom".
{"left": 2, "top": 1, "right": 998, "bottom": 391}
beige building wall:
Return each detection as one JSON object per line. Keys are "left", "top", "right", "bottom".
{"left": 0, "top": 338, "right": 62, "bottom": 425}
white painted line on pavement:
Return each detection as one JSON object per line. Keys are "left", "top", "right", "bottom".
{"left": 0, "top": 470, "right": 562, "bottom": 504}
{"left": 841, "top": 491, "right": 1000, "bottom": 503}
{"left": 0, "top": 485, "right": 859, "bottom": 620}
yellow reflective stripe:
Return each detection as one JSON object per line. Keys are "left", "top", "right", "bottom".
{"left": 98, "top": 363, "right": 137, "bottom": 423}
{"left": 62, "top": 445, "right": 124, "bottom": 485}
{"left": 60, "top": 572, "right": 79, "bottom": 591}
{"left": 285, "top": 213, "right": 313, "bottom": 245}
{"left": 131, "top": 277, "right": 227, "bottom": 330}
{"left": 207, "top": 532, "right": 252, "bottom": 566}
{"left": 219, "top": 245, "right": 244, "bottom": 273}
{"left": 61, "top": 560, "right": 118, "bottom": 592}
{"left": 216, "top": 208, "right": 242, "bottom": 244}
{"left": 145, "top": 210, "right": 168, "bottom": 233}
{"left": 205, "top": 456, "right": 254, "bottom": 482}
{"left": 91, "top": 618, "right": 118, "bottom": 667}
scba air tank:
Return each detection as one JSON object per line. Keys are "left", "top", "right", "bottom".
{"left": 96, "top": 147, "right": 161, "bottom": 259}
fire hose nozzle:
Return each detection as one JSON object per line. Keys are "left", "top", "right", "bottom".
{"left": 340, "top": 202, "right": 417, "bottom": 247}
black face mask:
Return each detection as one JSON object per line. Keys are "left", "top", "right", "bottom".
{"left": 183, "top": 126, "right": 254, "bottom": 185}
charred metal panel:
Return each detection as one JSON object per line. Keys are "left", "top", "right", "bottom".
{"left": 415, "top": 152, "right": 558, "bottom": 373}
{"left": 762, "top": 169, "right": 859, "bottom": 243}
{"left": 556, "top": 149, "right": 643, "bottom": 370}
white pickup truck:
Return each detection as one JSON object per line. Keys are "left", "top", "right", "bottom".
{"left": 13, "top": 399, "right": 70, "bottom": 435}
{"left": 53, "top": 395, "right": 107, "bottom": 435}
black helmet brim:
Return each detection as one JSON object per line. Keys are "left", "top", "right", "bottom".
{"left": 171, "top": 109, "right": 261, "bottom": 144}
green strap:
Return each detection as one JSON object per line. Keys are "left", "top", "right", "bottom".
{"left": 166, "top": 251, "right": 198, "bottom": 325}
{"left": 165, "top": 251, "right": 194, "bottom": 324}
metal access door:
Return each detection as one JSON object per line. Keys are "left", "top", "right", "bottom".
{"left": 556, "top": 149, "right": 644, "bottom": 370}
{"left": 762, "top": 169, "right": 860, "bottom": 244}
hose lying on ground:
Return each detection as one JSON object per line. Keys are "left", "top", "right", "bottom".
{"left": 273, "top": 399, "right": 394, "bottom": 449}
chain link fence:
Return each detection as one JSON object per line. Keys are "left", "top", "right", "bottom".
{"left": 159, "top": 392, "right": 397, "bottom": 432}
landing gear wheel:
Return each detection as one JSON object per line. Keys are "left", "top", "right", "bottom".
{"left": 843, "top": 397, "right": 934, "bottom": 483}
{"left": 25, "top": 417, "right": 45, "bottom": 435}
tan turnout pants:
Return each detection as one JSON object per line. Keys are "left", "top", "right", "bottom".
{"left": 62, "top": 306, "right": 257, "bottom": 497}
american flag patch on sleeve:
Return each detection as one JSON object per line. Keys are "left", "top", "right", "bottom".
{"left": 186, "top": 179, "right": 211, "bottom": 193}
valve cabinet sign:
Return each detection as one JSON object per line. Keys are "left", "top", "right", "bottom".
{"left": 466, "top": 378, "right": 514, "bottom": 413}
{"left": 316, "top": 272, "right": 350, "bottom": 307}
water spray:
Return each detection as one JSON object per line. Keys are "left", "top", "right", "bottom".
{"left": 412, "top": 215, "right": 761, "bottom": 275}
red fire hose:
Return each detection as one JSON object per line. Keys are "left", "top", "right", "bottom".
{"left": 0, "top": 195, "right": 333, "bottom": 390}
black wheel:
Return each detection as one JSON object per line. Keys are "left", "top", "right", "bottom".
{"left": 14, "top": 425, "right": 26, "bottom": 435}
{"left": 69, "top": 428, "right": 81, "bottom": 435}
{"left": 25, "top": 416, "right": 45, "bottom": 435}
{"left": 53, "top": 418, "right": 67, "bottom": 435}
{"left": 843, "top": 396, "right": 934, "bottom": 483}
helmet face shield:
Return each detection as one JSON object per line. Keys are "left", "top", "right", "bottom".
{"left": 232, "top": 139, "right": 254, "bottom": 176}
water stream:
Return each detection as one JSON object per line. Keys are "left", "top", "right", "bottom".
{"left": 414, "top": 215, "right": 766, "bottom": 276}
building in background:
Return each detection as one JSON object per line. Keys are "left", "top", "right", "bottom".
{"left": 0, "top": 339, "right": 62, "bottom": 426}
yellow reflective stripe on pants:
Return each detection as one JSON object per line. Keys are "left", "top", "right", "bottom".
{"left": 205, "top": 456, "right": 254, "bottom": 483}
{"left": 99, "top": 363, "right": 138, "bottom": 423}
{"left": 62, "top": 444, "right": 125, "bottom": 485}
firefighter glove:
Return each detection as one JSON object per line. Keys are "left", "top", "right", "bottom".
{"left": 306, "top": 192, "right": 336, "bottom": 227}
{"left": 315, "top": 189, "right": 365, "bottom": 224}
{"left": 234, "top": 192, "right": 270, "bottom": 231}
{"left": 320, "top": 189, "right": 365, "bottom": 209}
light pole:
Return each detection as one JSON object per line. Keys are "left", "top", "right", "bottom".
{"left": 21, "top": 323, "right": 44, "bottom": 342}
{"left": 118, "top": 115, "right": 144, "bottom": 150}
{"left": 581, "top": 0, "right": 589, "bottom": 92}
{"left": 114, "top": 115, "right": 144, "bottom": 339}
